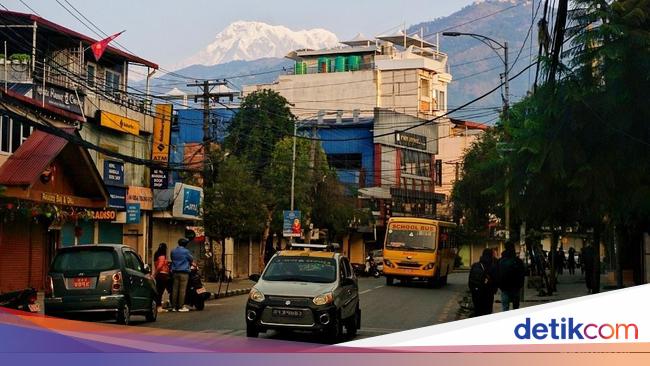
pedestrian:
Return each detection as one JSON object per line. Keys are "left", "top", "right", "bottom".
{"left": 468, "top": 248, "right": 498, "bottom": 317}
{"left": 497, "top": 241, "right": 526, "bottom": 311}
{"left": 170, "top": 238, "right": 193, "bottom": 312}
{"left": 555, "top": 247, "right": 565, "bottom": 275}
{"left": 153, "top": 243, "right": 171, "bottom": 312}
{"left": 567, "top": 247, "right": 576, "bottom": 275}
{"left": 582, "top": 242, "right": 596, "bottom": 294}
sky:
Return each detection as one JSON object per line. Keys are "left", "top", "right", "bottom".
{"left": 0, "top": 0, "right": 477, "bottom": 70}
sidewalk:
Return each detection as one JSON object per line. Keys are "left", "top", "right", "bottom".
{"left": 457, "top": 273, "right": 610, "bottom": 319}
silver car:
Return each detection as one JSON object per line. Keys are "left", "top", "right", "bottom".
{"left": 245, "top": 245, "right": 360, "bottom": 341}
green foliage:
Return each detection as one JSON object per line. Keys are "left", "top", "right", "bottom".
{"left": 9, "top": 53, "right": 30, "bottom": 62}
{"left": 225, "top": 89, "right": 296, "bottom": 183}
{"left": 202, "top": 155, "right": 267, "bottom": 241}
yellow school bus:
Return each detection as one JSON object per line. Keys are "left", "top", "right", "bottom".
{"left": 382, "top": 217, "right": 458, "bottom": 287}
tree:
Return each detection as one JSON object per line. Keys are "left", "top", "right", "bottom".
{"left": 202, "top": 154, "right": 267, "bottom": 278}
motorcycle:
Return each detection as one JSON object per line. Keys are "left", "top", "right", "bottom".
{"left": 184, "top": 263, "right": 211, "bottom": 311}
{"left": 0, "top": 288, "right": 39, "bottom": 313}
{"left": 352, "top": 256, "right": 381, "bottom": 278}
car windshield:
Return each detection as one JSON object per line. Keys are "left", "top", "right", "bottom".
{"left": 385, "top": 223, "right": 437, "bottom": 251}
{"left": 51, "top": 248, "right": 118, "bottom": 272}
{"left": 262, "top": 256, "right": 337, "bottom": 283}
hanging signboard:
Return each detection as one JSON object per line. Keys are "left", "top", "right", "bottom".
{"left": 150, "top": 169, "right": 168, "bottom": 189}
{"left": 152, "top": 104, "right": 172, "bottom": 163}
{"left": 106, "top": 186, "right": 126, "bottom": 210}
{"left": 126, "top": 203, "right": 141, "bottom": 224}
{"left": 126, "top": 186, "right": 153, "bottom": 210}
{"left": 100, "top": 111, "right": 140, "bottom": 136}
{"left": 103, "top": 160, "right": 125, "bottom": 186}
{"left": 171, "top": 183, "right": 203, "bottom": 220}
{"left": 33, "top": 84, "right": 84, "bottom": 115}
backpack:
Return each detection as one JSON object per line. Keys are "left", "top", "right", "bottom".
{"left": 468, "top": 262, "right": 489, "bottom": 291}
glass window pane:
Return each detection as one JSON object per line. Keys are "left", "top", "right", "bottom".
{"left": 1, "top": 115, "right": 9, "bottom": 153}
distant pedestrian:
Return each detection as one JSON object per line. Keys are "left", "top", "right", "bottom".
{"left": 497, "top": 241, "right": 526, "bottom": 311}
{"left": 582, "top": 242, "right": 596, "bottom": 294}
{"left": 171, "top": 238, "right": 193, "bottom": 312}
{"left": 555, "top": 247, "right": 566, "bottom": 275}
{"left": 567, "top": 247, "right": 576, "bottom": 275}
{"left": 468, "top": 248, "right": 498, "bottom": 317}
{"left": 153, "top": 243, "right": 171, "bottom": 312}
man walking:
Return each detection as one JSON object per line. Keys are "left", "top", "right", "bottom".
{"left": 497, "top": 241, "right": 526, "bottom": 311}
{"left": 171, "top": 238, "right": 193, "bottom": 312}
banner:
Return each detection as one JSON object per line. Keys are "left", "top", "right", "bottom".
{"left": 152, "top": 104, "right": 173, "bottom": 163}
{"left": 283, "top": 210, "right": 301, "bottom": 237}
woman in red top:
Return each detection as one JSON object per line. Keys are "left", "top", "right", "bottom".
{"left": 153, "top": 243, "right": 171, "bottom": 312}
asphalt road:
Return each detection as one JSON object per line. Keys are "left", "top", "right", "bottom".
{"left": 140, "top": 272, "right": 468, "bottom": 343}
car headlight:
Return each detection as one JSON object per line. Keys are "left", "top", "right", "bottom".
{"left": 249, "top": 288, "right": 265, "bottom": 302}
{"left": 313, "top": 292, "right": 333, "bottom": 306}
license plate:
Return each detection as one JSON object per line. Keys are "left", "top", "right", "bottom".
{"left": 196, "top": 287, "right": 206, "bottom": 294}
{"left": 28, "top": 304, "right": 40, "bottom": 313}
{"left": 72, "top": 277, "right": 91, "bottom": 288}
{"left": 272, "top": 309, "right": 302, "bottom": 318}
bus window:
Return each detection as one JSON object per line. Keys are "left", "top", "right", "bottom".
{"left": 385, "top": 223, "right": 437, "bottom": 251}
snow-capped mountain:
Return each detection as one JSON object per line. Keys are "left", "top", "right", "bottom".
{"left": 174, "top": 21, "right": 339, "bottom": 69}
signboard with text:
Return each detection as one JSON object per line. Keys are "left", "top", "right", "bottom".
{"left": 126, "top": 186, "right": 153, "bottom": 210}
{"left": 126, "top": 203, "right": 141, "bottom": 224}
{"left": 103, "top": 160, "right": 125, "bottom": 186}
{"left": 106, "top": 186, "right": 126, "bottom": 210}
{"left": 150, "top": 169, "right": 168, "bottom": 189}
{"left": 100, "top": 111, "right": 140, "bottom": 136}
{"left": 152, "top": 104, "right": 172, "bottom": 163}
{"left": 395, "top": 131, "right": 427, "bottom": 150}
{"left": 33, "top": 84, "right": 83, "bottom": 115}
{"left": 171, "top": 183, "right": 203, "bottom": 220}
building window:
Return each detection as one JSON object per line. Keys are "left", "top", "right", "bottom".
{"left": 420, "top": 78, "right": 431, "bottom": 98}
{"left": 104, "top": 69, "right": 121, "bottom": 95}
{"left": 435, "top": 159, "right": 442, "bottom": 186}
{"left": 435, "top": 90, "right": 446, "bottom": 111}
{"left": 0, "top": 114, "right": 32, "bottom": 154}
{"left": 400, "top": 149, "right": 431, "bottom": 177}
{"left": 87, "top": 63, "right": 96, "bottom": 88}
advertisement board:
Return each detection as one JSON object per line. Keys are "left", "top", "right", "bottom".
{"left": 152, "top": 104, "right": 172, "bottom": 162}
{"left": 283, "top": 210, "right": 301, "bottom": 237}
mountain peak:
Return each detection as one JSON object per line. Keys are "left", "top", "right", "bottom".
{"left": 174, "top": 21, "right": 339, "bottom": 69}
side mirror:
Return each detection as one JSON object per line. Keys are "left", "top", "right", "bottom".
{"left": 249, "top": 274, "right": 261, "bottom": 282}
{"left": 143, "top": 264, "right": 151, "bottom": 274}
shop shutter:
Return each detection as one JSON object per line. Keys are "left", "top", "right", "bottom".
{"left": 99, "top": 222, "right": 123, "bottom": 244}
{"left": 0, "top": 218, "right": 45, "bottom": 292}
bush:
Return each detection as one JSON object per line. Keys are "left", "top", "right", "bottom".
{"left": 9, "top": 54, "right": 30, "bottom": 63}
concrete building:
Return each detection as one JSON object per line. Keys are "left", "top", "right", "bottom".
{"left": 0, "top": 10, "right": 160, "bottom": 264}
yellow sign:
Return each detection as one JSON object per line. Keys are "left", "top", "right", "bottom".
{"left": 126, "top": 186, "right": 153, "bottom": 211}
{"left": 41, "top": 192, "right": 75, "bottom": 205}
{"left": 100, "top": 111, "right": 140, "bottom": 135}
{"left": 152, "top": 104, "right": 172, "bottom": 162}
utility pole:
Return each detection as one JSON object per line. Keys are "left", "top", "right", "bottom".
{"left": 186, "top": 79, "right": 231, "bottom": 280}
{"left": 186, "top": 79, "right": 230, "bottom": 185}
{"left": 503, "top": 41, "right": 511, "bottom": 241}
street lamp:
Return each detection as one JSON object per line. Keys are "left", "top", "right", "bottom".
{"left": 443, "top": 31, "right": 511, "bottom": 240}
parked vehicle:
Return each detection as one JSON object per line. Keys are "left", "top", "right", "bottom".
{"left": 370, "top": 249, "right": 384, "bottom": 272}
{"left": 245, "top": 243, "right": 360, "bottom": 342}
{"left": 44, "top": 244, "right": 157, "bottom": 325}
{"left": 0, "top": 288, "right": 39, "bottom": 313}
{"left": 352, "top": 255, "right": 380, "bottom": 278}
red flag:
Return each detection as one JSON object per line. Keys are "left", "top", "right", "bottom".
{"left": 90, "top": 31, "right": 125, "bottom": 61}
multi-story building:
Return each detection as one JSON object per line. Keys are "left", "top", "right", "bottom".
{"left": 0, "top": 10, "right": 203, "bottom": 289}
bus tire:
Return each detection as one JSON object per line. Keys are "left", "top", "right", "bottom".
{"left": 386, "top": 276, "right": 394, "bottom": 286}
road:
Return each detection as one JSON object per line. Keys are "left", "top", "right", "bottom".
{"left": 140, "top": 272, "right": 469, "bottom": 343}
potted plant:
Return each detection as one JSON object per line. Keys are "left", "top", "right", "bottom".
{"left": 9, "top": 53, "right": 30, "bottom": 64}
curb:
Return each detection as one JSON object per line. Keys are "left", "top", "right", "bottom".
{"left": 209, "top": 287, "right": 251, "bottom": 300}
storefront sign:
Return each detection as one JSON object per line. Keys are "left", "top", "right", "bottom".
{"left": 151, "top": 169, "right": 168, "bottom": 189}
{"left": 172, "top": 183, "right": 202, "bottom": 220}
{"left": 100, "top": 111, "right": 140, "bottom": 136}
{"left": 126, "top": 186, "right": 153, "bottom": 210}
{"left": 92, "top": 209, "right": 117, "bottom": 221}
{"left": 283, "top": 210, "right": 302, "bottom": 238}
{"left": 41, "top": 192, "right": 75, "bottom": 205}
{"left": 152, "top": 104, "right": 172, "bottom": 163}
{"left": 107, "top": 186, "right": 126, "bottom": 210}
{"left": 103, "top": 160, "right": 125, "bottom": 186}
{"left": 395, "top": 131, "right": 427, "bottom": 150}
{"left": 33, "top": 84, "right": 83, "bottom": 115}
{"left": 126, "top": 203, "right": 141, "bottom": 224}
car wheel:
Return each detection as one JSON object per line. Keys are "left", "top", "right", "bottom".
{"left": 346, "top": 307, "right": 360, "bottom": 338}
{"left": 116, "top": 302, "right": 130, "bottom": 325}
{"left": 325, "top": 314, "right": 343, "bottom": 342}
{"left": 386, "top": 276, "right": 394, "bottom": 286}
{"left": 145, "top": 299, "right": 157, "bottom": 322}
{"left": 246, "top": 324, "right": 259, "bottom": 338}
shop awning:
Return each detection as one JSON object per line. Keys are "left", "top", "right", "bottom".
{"left": 0, "top": 129, "right": 108, "bottom": 207}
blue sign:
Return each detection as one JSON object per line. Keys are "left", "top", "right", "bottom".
{"left": 103, "top": 160, "right": 125, "bottom": 186}
{"left": 126, "top": 203, "right": 141, "bottom": 224}
{"left": 283, "top": 210, "right": 301, "bottom": 238}
{"left": 107, "top": 186, "right": 126, "bottom": 210}
{"left": 182, "top": 188, "right": 201, "bottom": 217}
